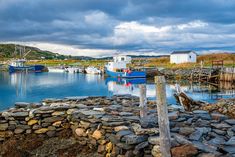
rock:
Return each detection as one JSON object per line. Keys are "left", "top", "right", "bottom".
{"left": 192, "top": 141, "right": 217, "bottom": 153}
{"left": 67, "top": 109, "right": 79, "bottom": 115}
{"left": 119, "top": 112, "right": 134, "bottom": 116}
{"left": 172, "top": 133, "right": 192, "bottom": 145}
{"left": 189, "top": 128, "right": 204, "bottom": 140}
{"left": 225, "top": 119, "right": 235, "bottom": 125}
{"left": 134, "top": 141, "right": 149, "bottom": 153}
{"left": 208, "top": 137, "right": 225, "bottom": 145}
{"left": 98, "top": 145, "right": 105, "bottom": 153}
{"left": 34, "top": 128, "right": 49, "bottom": 134}
{"left": 32, "top": 124, "right": 42, "bottom": 130}
{"left": 168, "top": 111, "right": 179, "bottom": 120}
{"left": 79, "top": 121, "right": 91, "bottom": 129}
{"left": 11, "top": 111, "right": 28, "bottom": 117}
{"left": 15, "top": 102, "right": 30, "bottom": 108}
{"left": 14, "top": 128, "right": 24, "bottom": 134}
{"left": 75, "top": 128, "right": 86, "bottom": 137}
{"left": 93, "top": 108, "right": 105, "bottom": 112}
{"left": 211, "top": 123, "right": 231, "bottom": 129}
{"left": 42, "top": 117, "right": 64, "bottom": 123}
{"left": 0, "top": 131, "right": 13, "bottom": 138}
{"left": 116, "top": 130, "right": 133, "bottom": 140}
{"left": 151, "top": 145, "right": 162, "bottom": 157}
{"left": 148, "top": 136, "right": 160, "bottom": 145}
{"left": 212, "top": 129, "right": 226, "bottom": 135}
{"left": 27, "top": 119, "right": 38, "bottom": 126}
{"left": 0, "top": 123, "right": 8, "bottom": 131}
{"left": 179, "top": 127, "right": 195, "bottom": 135}
{"left": 211, "top": 113, "right": 228, "bottom": 121}
{"left": 124, "top": 134, "right": 148, "bottom": 145}
{"left": 197, "top": 153, "right": 217, "bottom": 157}
{"left": 16, "top": 124, "right": 30, "bottom": 130}
{"left": 225, "top": 136, "right": 235, "bottom": 145}
{"left": 46, "top": 130, "right": 56, "bottom": 137}
{"left": 78, "top": 109, "right": 105, "bottom": 117}
{"left": 92, "top": 130, "right": 102, "bottom": 140}
{"left": 52, "top": 121, "right": 61, "bottom": 127}
{"left": 114, "top": 126, "right": 129, "bottom": 132}
{"left": 132, "top": 123, "right": 159, "bottom": 135}
{"left": 193, "top": 110, "right": 209, "bottom": 114}
{"left": 222, "top": 146, "right": 235, "bottom": 154}
{"left": 51, "top": 111, "right": 66, "bottom": 116}
{"left": 171, "top": 144, "right": 198, "bottom": 157}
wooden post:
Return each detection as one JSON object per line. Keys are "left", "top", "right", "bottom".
{"left": 155, "top": 76, "right": 171, "bottom": 157}
{"left": 139, "top": 84, "right": 147, "bottom": 118}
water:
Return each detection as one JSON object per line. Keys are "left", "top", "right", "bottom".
{"left": 0, "top": 72, "right": 234, "bottom": 111}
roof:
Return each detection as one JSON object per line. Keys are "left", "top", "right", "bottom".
{"left": 171, "top": 51, "right": 195, "bottom": 55}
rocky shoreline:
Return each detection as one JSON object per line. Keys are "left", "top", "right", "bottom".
{"left": 0, "top": 96, "right": 235, "bottom": 157}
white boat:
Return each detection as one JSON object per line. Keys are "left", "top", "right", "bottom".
{"left": 48, "top": 67, "right": 65, "bottom": 73}
{"left": 85, "top": 66, "right": 101, "bottom": 74}
{"left": 65, "top": 67, "right": 79, "bottom": 73}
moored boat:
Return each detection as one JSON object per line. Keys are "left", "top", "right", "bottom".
{"left": 105, "top": 55, "right": 146, "bottom": 78}
{"left": 85, "top": 66, "right": 101, "bottom": 74}
{"left": 9, "top": 59, "right": 45, "bottom": 73}
{"left": 48, "top": 67, "right": 66, "bottom": 73}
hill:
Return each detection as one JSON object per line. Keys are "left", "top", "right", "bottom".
{"left": 0, "top": 44, "right": 65, "bottom": 60}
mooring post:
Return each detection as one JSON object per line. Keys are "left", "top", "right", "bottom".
{"left": 155, "top": 76, "right": 171, "bottom": 157}
{"left": 139, "top": 84, "right": 147, "bottom": 118}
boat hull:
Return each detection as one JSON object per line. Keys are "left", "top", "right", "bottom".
{"left": 9, "top": 65, "right": 45, "bottom": 73}
{"left": 106, "top": 69, "right": 146, "bottom": 78}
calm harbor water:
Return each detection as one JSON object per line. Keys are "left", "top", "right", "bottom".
{"left": 0, "top": 72, "right": 234, "bottom": 111}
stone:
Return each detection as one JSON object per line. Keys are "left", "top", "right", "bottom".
{"left": 11, "top": 112, "right": 29, "bottom": 117}
{"left": 222, "top": 146, "right": 235, "bottom": 154}
{"left": 192, "top": 141, "right": 217, "bottom": 153}
{"left": 114, "top": 126, "right": 129, "bottom": 132}
{"left": 67, "top": 109, "right": 79, "bottom": 115}
{"left": 0, "top": 131, "right": 13, "bottom": 138}
{"left": 46, "top": 130, "right": 56, "bottom": 137}
{"left": 78, "top": 109, "right": 105, "bottom": 117}
{"left": 119, "top": 112, "right": 134, "bottom": 116}
{"left": 168, "top": 111, "right": 179, "bottom": 120}
{"left": 211, "top": 113, "right": 228, "bottom": 121}
{"left": 173, "top": 133, "right": 192, "bottom": 145}
{"left": 197, "top": 153, "right": 217, "bottom": 157}
{"left": 212, "top": 129, "right": 226, "bottom": 135}
{"left": 0, "top": 123, "right": 8, "bottom": 131}
{"left": 125, "top": 134, "right": 148, "bottom": 145}
{"left": 179, "top": 127, "right": 195, "bottom": 135}
{"left": 134, "top": 141, "right": 149, "bottom": 152}
{"left": 75, "top": 128, "right": 86, "bottom": 137}
{"left": 193, "top": 110, "right": 209, "bottom": 114}
{"left": 14, "top": 128, "right": 24, "bottom": 134}
{"left": 211, "top": 123, "right": 231, "bottom": 129}
{"left": 15, "top": 102, "right": 30, "bottom": 108}
{"left": 92, "top": 130, "right": 102, "bottom": 140}
{"left": 148, "top": 136, "right": 160, "bottom": 145}
{"left": 42, "top": 117, "right": 64, "bottom": 123}
{"left": 93, "top": 108, "right": 105, "bottom": 112}
{"left": 16, "top": 124, "right": 30, "bottom": 130}
{"left": 171, "top": 144, "right": 198, "bottom": 157}
{"left": 26, "top": 129, "right": 32, "bottom": 134}
{"left": 51, "top": 111, "right": 65, "bottom": 116}
{"left": 79, "top": 121, "right": 90, "bottom": 129}
{"left": 189, "top": 128, "right": 204, "bottom": 140}
{"left": 151, "top": 145, "right": 162, "bottom": 157}
{"left": 116, "top": 130, "right": 133, "bottom": 140}
{"left": 132, "top": 123, "right": 159, "bottom": 135}
{"left": 98, "top": 145, "right": 105, "bottom": 153}
{"left": 32, "top": 124, "right": 42, "bottom": 130}
{"left": 225, "top": 136, "right": 235, "bottom": 145}
{"left": 52, "top": 121, "right": 62, "bottom": 127}
{"left": 225, "top": 119, "right": 235, "bottom": 125}
{"left": 34, "top": 128, "right": 49, "bottom": 134}
{"left": 27, "top": 119, "right": 38, "bottom": 126}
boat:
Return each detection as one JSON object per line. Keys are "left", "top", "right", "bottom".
{"left": 65, "top": 67, "right": 79, "bottom": 73}
{"left": 9, "top": 59, "right": 45, "bottom": 73}
{"left": 48, "top": 67, "right": 66, "bottom": 73}
{"left": 85, "top": 66, "right": 101, "bottom": 74}
{"left": 105, "top": 55, "right": 146, "bottom": 78}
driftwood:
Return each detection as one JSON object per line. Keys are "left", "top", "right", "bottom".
{"left": 174, "top": 84, "right": 201, "bottom": 111}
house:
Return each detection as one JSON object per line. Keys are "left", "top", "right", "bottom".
{"left": 170, "top": 51, "right": 197, "bottom": 64}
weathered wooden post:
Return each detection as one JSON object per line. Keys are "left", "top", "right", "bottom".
{"left": 155, "top": 76, "right": 171, "bottom": 157}
{"left": 139, "top": 84, "right": 147, "bottom": 118}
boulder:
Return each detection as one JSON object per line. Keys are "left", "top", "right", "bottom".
{"left": 0, "top": 123, "right": 8, "bottom": 131}
{"left": 225, "top": 136, "right": 235, "bottom": 145}
{"left": 92, "top": 130, "right": 102, "bottom": 140}
{"left": 151, "top": 145, "right": 162, "bottom": 157}
{"left": 34, "top": 128, "right": 49, "bottom": 134}
{"left": 171, "top": 144, "right": 198, "bottom": 157}
{"left": 27, "top": 119, "right": 38, "bottom": 126}
{"left": 75, "top": 128, "right": 86, "bottom": 137}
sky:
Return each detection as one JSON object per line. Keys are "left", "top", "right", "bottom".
{"left": 0, "top": 0, "right": 235, "bottom": 57}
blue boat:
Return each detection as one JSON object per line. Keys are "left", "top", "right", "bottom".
{"left": 9, "top": 59, "right": 45, "bottom": 73}
{"left": 105, "top": 55, "right": 146, "bottom": 78}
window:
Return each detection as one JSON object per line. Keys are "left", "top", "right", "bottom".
{"left": 121, "top": 57, "right": 124, "bottom": 61}
{"left": 189, "top": 55, "right": 191, "bottom": 59}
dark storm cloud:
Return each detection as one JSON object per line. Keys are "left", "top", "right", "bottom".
{"left": 0, "top": 0, "right": 235, "bottom": 55}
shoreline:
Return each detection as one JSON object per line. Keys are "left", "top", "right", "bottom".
{"left": 0, "top": 95, "right": 235, "bottom": 156}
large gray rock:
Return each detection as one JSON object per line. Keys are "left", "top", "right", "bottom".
{"left": 189, "top": 128, "right": 204, "bottom": 141}
{"left": 172, "top": 133, "right": 192, "bottom": 145}
{"left": 124, "top": 134, "right": 148, "bottom": 144}
{"left": 225, "top": 136, "right": 235, "bottom": 145}
{"left": 211, "top": 123, "right": 231, "bottom": 129}
{"left": 116, "top": 130, "right": 133, "bottom": 140}
{"left": 15, "top": 102, "right": 30, "bottom": 108}
{"left": 225, "top": 119, "right": 235, "bottom": 125}
{"left": 179, "top": 127, "right": 195, "bottom": 135}
{"left": 192, "top": 141, "right": 217, "bottom": 153}
{"left": 11, "top": 111, "right": 28, "bottom": 117}
{"left": 208, "top": 137, "right": 225, "bottom": 146}
{"left": 42, "top": 117, "right": 64, "bottom": 123}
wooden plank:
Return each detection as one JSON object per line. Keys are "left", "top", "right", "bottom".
{"left": 155, "top": 76, "right": 171, "bottom": 157}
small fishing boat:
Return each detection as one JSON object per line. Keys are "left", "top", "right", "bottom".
{"left": 105, "top": 55, "right": 146, "bottom": 78}
{"left": 9, "top": 59, "right": 45, "bottom": 73}
{"left": 48, "top": 67, "right": 66, "bottom": 73}
{"left": 85, "top": 66, "right": 101, "bottom": 74}
{"left": 65, "top": 67, "right": 79, "bottom": 73}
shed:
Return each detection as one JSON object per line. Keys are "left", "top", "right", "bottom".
{"left": 170, "top": 51, "right": 197, "bottom": 64}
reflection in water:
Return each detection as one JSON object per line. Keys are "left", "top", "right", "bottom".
{"left": 0, "top": 72, "right": 234, "bottom": 111}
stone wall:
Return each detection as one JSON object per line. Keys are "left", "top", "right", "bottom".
{"left": 0, "top": 96, "right": 235, "bottom": 157}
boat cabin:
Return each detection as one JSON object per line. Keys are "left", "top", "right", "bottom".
{"left": 106, "top": 55, "right": 132, "bottom": 72}
{"left": 10, "top": 59, "right": 26, "bottom": 67}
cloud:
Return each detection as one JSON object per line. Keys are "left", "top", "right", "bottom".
{"left": 0, "top": 0, "right": 235, "bottom": 56}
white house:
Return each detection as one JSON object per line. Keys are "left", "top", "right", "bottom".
{"left": 170, "top": 51, "right": 197, "bottom": 64}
